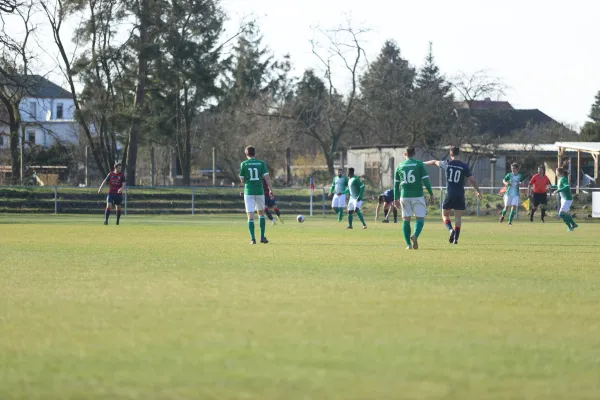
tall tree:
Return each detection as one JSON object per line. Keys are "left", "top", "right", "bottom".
{"left": 580, "top": 90, "right": 600, "bottom": 141}
{"left": 408, "top": 42, "right": 454, "bottom": 148}
{"left": 358, "top": 40, "right": 415, "bottom": 145}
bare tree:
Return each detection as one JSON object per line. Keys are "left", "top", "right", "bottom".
{"left": 0, "top": 2, "right": 36, "bottom": 181}
{"left": 292, "top": 21, "right": 368, "bottom": 175}
{"left": 451, "top": 70, "right": 507, "bottom": 110}
{"left": 0, "top": 0, "right": 16, "bottom": 13}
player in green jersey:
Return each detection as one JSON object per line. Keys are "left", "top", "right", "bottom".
{"left": 329, "top": 169, "right": 349, "bottom": 222}
{"left": 344, "top": 167, "right": 367, "bottom": 229}
{"left": 393, "top": 146, "right": 434, "bottom": 250}
{"left": 500, "top": 163, "right": 525, "bottom": 226}
{"left": 552, "top": 167, "right": 578, "bottom": 231}
{"left": 239, "top": 146, "right": 274, "bottom": 244}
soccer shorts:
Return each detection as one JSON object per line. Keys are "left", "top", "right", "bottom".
{"left": 559, "top": 199, "right": 572, "bottom": 213}
{"left": 264, "top": 195, "right": 277, "bottom": 208}
{"left": 244, "top": 194, "right": 265, "bottom": 213}
{"left": 332, "top": 193, "right": 346, "bottom": 208}
{"left": 504, "top": 195, "right": 519, "bottom": 207}
{"left": 347, "top": 198, "right": 363, "bottom": 211}
{"left": 442, "top": 195, "right": 466, "bottom": 211}
{"left": 532, "top": 193, "right": 548, "bottom": 207}
{"left": 106, "top": 194, "right": 123, "bottom": 206}
{"left": 400, "top": 197, "right": 427, "bottom": 218}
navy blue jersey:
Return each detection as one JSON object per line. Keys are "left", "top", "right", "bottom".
{"left": 382, "top": 189, "right": 394, "bottom": 203}
{"left": 440, "top": 160, "right": 471, "bottom": 197}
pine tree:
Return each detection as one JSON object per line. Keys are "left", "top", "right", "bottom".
{"left": 589, "top": 90, "right": 600, "bottom": 123}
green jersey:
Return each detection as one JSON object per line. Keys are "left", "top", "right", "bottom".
{"left": 239, "top": 158, "right": 269, "bottom": 195}
{"left": 554, "top": 176, "right": 573, "bottom": 201}
{"left": 345, "top": 176, "right": 365, "bottom": 200}
{"left": 394, "top": 158, "right": 433, "bottom": 199}
{"left": 503, "top": 173, "right": 524, "bottom": 197}
{"left": 330, "top": 176, "right": 349, "bottom": 195}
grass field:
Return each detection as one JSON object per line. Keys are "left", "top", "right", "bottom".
{"left": 1, "top": 213, "right": 600, "bottom": 399}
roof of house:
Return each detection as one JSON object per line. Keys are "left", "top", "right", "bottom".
{"left": 8, "top": 75, "right": 73, "bottom": 99}
{"left": 455, "top": 98, "right": 514, "bottom": 110}
{"left": 458, "top": 108, "right": 558, "bottom": 135}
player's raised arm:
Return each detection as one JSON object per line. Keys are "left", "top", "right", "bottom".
{"left": 423, "top": 160, "right": 440, "bottom": 166}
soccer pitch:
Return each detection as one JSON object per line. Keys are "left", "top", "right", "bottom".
{"left": 1, "top": 214, "right": 599, "bottom": 399}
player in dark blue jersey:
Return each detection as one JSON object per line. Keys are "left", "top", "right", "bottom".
{"left": 375, "top": 188, "right": 397, "bottom": 223}
{"left": 425, "top": 146, "right": 482, "bottom": 244}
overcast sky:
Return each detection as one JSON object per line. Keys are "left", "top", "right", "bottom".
{"left": 222, "top": 0, "right": 600, "bottom": 129}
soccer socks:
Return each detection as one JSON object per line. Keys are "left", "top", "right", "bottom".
{"left": 356, "top": 210, "right": 366, "bottom": 226}
{"left": 402, "top": 221, "right": 411, "bottom": 246}
{"left": 264, "top": 208, "right": 274, "bottom": 221}
{"left": 337, "top": 208, "right": 344, "bottom": 221}
{"left": 274, "top": 207, "right": 281, "bottom": 217}
{"left": 348, "top": 212, "right": 353, "bottom": 227}
{"left": 541, "top": 208, "right": 546, "bottom": 221}
{"left": 116, "top": 210, "right": 121, "bottom": 224}
{"left": 393, "top": 209, "right": 398, "bottom": 222}
{"left": 105, "top": 207, "right": 111, "bottom": 223}
{"left": 259, "top": 216, "right": 266, "bottom": 238}
{"left": 560, "top": 212, "right": 575, "bottom": 227}
{"left": 501, "top": 209, "right": 507, "bottom": 217}
{"left": 509, "top": 209, "right": 515, "bottom": 224}
{"left": 248, "top": 219, "right": 256, "bottom": 240}
{"left": 444, "top": 219, "right": 453, "bottom": 231}
{"left": 454, "top": 226, "right": 461, "bottom": 241}
{"left": 414, "top": 219, "right": 425, "bottom": 238}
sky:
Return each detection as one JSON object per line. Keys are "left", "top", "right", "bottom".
{"left": 5, "top": 0, "right": 598, "bottom": 129}
{"left": 221, "top": 0, "right": 600, "bottom": 129}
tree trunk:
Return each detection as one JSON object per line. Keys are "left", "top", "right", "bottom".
{"left": 125, "top": 0, "right": 150, "bottom": 186}
{"left": 9, "top": 122, "right": 19, "bottom": 184}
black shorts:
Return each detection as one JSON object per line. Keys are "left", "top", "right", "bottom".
{"left": 107, "top": 194, "right": 123, "bottom": 206}
{"left": 442, "top": 195, "right": 466, "bottom": 211}
{"left": 532, "top": 193, "right": 548, "bottom": 207}
{"left": 264, "top": 195, "right": 277, "bottom": 208}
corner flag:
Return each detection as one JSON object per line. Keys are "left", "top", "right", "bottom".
{"left": 521, "top": 198, "right": 530, "bottom": 212}
{"left": 309, "top": 176, "right": 315, "bottom": 192}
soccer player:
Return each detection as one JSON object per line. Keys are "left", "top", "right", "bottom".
{"left": 375, "top": 189, "right": 397, "bottom": 223}
{"left": 499, "top": 163, "right": 525, "bottom": 226}
{"left": 424, "top": 146, "right": 482, "bottom": 245}
{"left": 552, "top": 167, "right": 578, "bottom": 231}
{"left": 528, "top": 166, "right": 552, "bottom": 222}
{"left": 394, "top": 146, "right": 434, "bottom": 250}
{"left": 262, "top": 177, "right": 282, "bottom": 225}
{"left": 329, "top": 169, "right": 349, "bottom": 222}
{"left": 239, "top": 146, "right": 274, "bottom": 244}
{"left": 97, "top": 162, "right": 126, "bottom": 225}
{"left": 344, "top": 167, "right": 367, "bottom": 229}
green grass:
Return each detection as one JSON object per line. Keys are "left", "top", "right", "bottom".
{"left": 1, "top": 214, "right": 600, "bottom": 399}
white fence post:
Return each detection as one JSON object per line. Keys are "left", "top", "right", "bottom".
{"left": 192, "top": 188, "right": 195, "bottom": 215}
{"left": 54, "top": 186, "right": 58, "bottom": 214}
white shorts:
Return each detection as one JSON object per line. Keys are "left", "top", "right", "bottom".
{"left": 559, "top": 199, "right": 572, "bottom": 213}
{"left": 244, "top": 194, "right": 265, "bottom": 213}
{"left": 332, "top": 193, "right": 346, "bottom": 208}
{"left": 347, "top": 198, "right": 363, "bottom": 211}
{"left": 401, "top": 197, "right": 427, "bottom": 218}
{"left": 504, "top": 195, "right": 519, "bottom": 207}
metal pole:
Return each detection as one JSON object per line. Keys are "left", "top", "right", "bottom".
{"left": 212, "top": 147, "right": 216, "bottom": 186}
{"left": 476, "top": 193, "right": 480, "bottom": 217}
{"left": 124, "top": 186, "right": 128, "bottom": 215}
{"left": 150, "top": 146, "right": 156, "bottom": 187}
{"left": 20, "top": 128, "right": 24, "bottom": 185}
{"left": 192, "top": 188, "right": 195, "bottom": 215}
{"left": 85, "top": 146, "right": 89, "bottom": 187}
{"left": 286, "top": 148, "right": 291, "bottom": 186}
{"left": 439, "top": 187, "right": 443, "bottom": 214}
{"left": 54, "top": 185, "right": 58, "bottom": 214}
{"left": 309, "top": 186, "right": 313, "bottom": 217}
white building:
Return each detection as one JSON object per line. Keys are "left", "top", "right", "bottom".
{"left": 0, "top": 75, "right": 78, "bottom": 149}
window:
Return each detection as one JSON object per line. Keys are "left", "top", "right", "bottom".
{"left": 56, "top": 103, "right": 63, "bottom": 119}
{"left": 29, "top": 101, "right": 36, "bottom": 118}
{"left": 27, "top": 131, "right": 35, "bottom": 145}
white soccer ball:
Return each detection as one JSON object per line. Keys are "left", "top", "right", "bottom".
{"left": 297, "top": 214, "right": 305, "bottom": 223}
